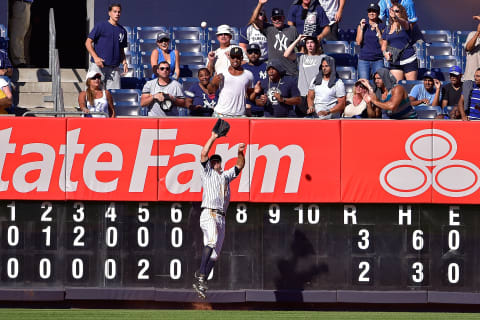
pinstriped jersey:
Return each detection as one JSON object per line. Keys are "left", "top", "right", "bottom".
{"left": 200, "top": 160, "right": 239, "bottom": 213}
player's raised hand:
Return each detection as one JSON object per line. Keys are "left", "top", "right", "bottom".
{"left": 259, "top": 0, "right": 268, "bottom": 4}
{"left": 208, "top": 51, "right": 216, "bottom": 61}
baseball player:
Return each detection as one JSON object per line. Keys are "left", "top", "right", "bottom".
{"left": 193, "top": 129, "right": 245, "bottom": 299}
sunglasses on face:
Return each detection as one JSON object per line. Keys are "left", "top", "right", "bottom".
{"left": 91, "top": 75, "right": 101, "bottom": 80}
{"left": 392, "top": 9, "right": 400, "bottom": 13}
{"left": 247, "top": 50, "right": 260, "bottom": 54}
{"left": 218, "top": 33, "right": 230, "bottom": 37}
{"left": 158, "top": 38, "right": 169, "bottom": 43}
{"left": 159, "top": 67, "right": 170, "bottom": 71}
{"left": 367, "top": 10, "right": 378, "bottom": 13}
{"left": 272, "top": 16, "right": 283, "bottom": 21}
{"left": 230, "top": 55, "right": 243, "bottom": 60}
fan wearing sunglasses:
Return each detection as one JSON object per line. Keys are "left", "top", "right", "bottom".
{"left": 150, "top": 32, "right": 180, "bottom": 80}
{"left": 377, "top": 0, "right": 417, "bottom": 24}
{"left": 140, "top": 61, "right": 186, "bottom": 117}
{"left": 78, "top": 71, "right": 115, "bottom": 118}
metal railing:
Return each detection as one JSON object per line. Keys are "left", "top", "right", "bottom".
{"left": 22, "top": 111, "right": 109, "bottom": 117}
{"left": 43, "top": 8, "right": 64, "bottom": 114}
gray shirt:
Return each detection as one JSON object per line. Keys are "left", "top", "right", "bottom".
{"left": 142, "top": 78, "right": 184, "bottom": 116}
{"left": 262, "top": 24, "right": 299, "bottom": 76}
{"left": 297, "top": 54, "right": 325, "bottom": 96}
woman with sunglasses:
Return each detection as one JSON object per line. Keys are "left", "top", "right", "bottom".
{"left": 185, "top": 68, "right": 218, "bottom": 117}
{"left": 150, "top": 32, "right": 180, "bottom": 80}
{"left": 284, "top": 34, "right": 325, "bottom": 116}
{"left": 78, "top": 71, "right": 115, "bottom": 117}
{"left": 240, "top": 9, "right": 268, "bottom": 62}
{"left": 381, "top": 4, "right": 418, "bottom": 81}
{"left": 356, "top": 3, "right": 385, "bottom": 80}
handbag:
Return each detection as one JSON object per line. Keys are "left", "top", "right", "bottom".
{"left": 386, "top": 44, "right": 406, "bottom": 64}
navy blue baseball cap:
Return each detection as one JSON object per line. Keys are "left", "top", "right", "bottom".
{"left": 367, "top": 3, "right": 380, "bottom": 12}
{"left": 271, "top": 8, "right": 284, "bottom": 17}
{"left": 247, "top": 43, "right": 261, "bottom": 53}
{"left": 449, "top": 65, "right": 462, "bottom": 76}
{"left": 423, "top": 70, "right": 437, "bottom": 80}
{"left": 210, "top": 154, "right": 222, "bottom": 162}
{"left": 230, "top": 46, "right": 243, "bottom": 57}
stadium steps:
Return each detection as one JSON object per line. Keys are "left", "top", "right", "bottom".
{"left": 11, "top": 68, "right": 86, "bottom": 112}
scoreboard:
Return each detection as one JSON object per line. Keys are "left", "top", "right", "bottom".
{"left": 0, "top": 201, "right": 477, "bottom": 303}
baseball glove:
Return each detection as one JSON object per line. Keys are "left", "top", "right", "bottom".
{"left": 212, "top": 118, "right": 230, "bottom": 137}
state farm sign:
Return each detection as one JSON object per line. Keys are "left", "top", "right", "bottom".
{"left": 0, "top": 118, "right": 336, "bottom": 202}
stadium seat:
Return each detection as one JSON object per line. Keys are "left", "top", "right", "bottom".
{"left": 343, "top": 79, "right": 356, "bottom": 93}
{"left": 207, "top": 40, "right": 239, "bottom": 53}
{"left": 415, "top": 106, "right": 442, "bottom": 119}
{"left": 124, "top": 25, "right": 135, "bottom": 48}
{"left": 180, "top": 77, "right": 200, "bottom": 92}
{"left": 399, "top": 80, "right": 422, "bottom": 94}
{"left": 178, "top": 52, "right": 206, "bottom": 65}
{"left": 171, "top": 26, "right": 205, "bottom": 41}
{"left": 454, "top": 30, "right": 470, "bottom": 56}
{"left": 137, "top": 39, "right": 159, "bottom": 53}
{"left": 179, "top": 65, "right": 203, "bottom": 78}
{"left": 136, "top": 26, "right": 170, "bottom": 42}
{"left": 138, "top": 51, "right": 152, "bottom": 65}
{"left": 336, "top": 66, "right": 357, "bottom": 80}
{"left": 124, "top": 49, "right": 137, "bottom": 66}
{"left": 421, "top": 30, "right": 452, "bottom": 43}
{"left": 328, "top": 53, "right": 357, "bottom": 67}
{"left": 138, "top": 64, "right": 154, "bottom": 79}
{"left": 206, "top": 26, "right": 239, "bottom": 41}
{"left": 0, "top": 24, "right": 6, "bottom": 38}
{"left": 351, "top": 42, "right": 360, "bottom": 55}
{"left": 431, "top": 67, "right": 452, "bottom": 81}
{"left": 427, "top": 55, "right": 461, "bottom": 69}
{"left": 120, "top": 77, "right": 146, "bottom": 90}
{"left": 323, "top": 41, "right": 350, "bottom": 54}
{"left": 414, "top": 42, "right": 426, "bottom": 69}
{"left": 425, "top": 43, "right": 455, "bottom": 57}
{"left": 174, "top": 40, "right": 206, "bottom": 53}
{"left": 110, "top": 89, "right": 142, "bottom": 116}
{"left": 339, "top": 28, "right": 356, "bottom": 42}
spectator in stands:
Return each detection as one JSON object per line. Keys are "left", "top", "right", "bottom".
{"left": 208, "top": 47, "right": 256, "bottom": 117}
{"left": 378, "top": 0, "right": 417, "bottom": 24}
{"left": 382, "top": 3, "right": 418, "bottom": 81}
{"left": 140, "top": 61, "right": 186, "bottom": 117}
{"left": 78, "top": 71, "right": 115, "bottom": 118}
{"left": 284, "top": 34, "right": 325, "bottom": 116}
{"left": 8, "top": 0, "right": 33, "bottom": 67}
{"left": 250, "top": 1, "right": 299, "bottom": 76}
{"left": 464, "top": 16, "right": 480, "bottom": 81}
{"left": 408, "top": 71, "right": 441, "bottom": 107}
{"left": 343, "top": 80, "right": 373, "bottom": 117}
{"left": 150, "top": 32, "right": 180, "bottom": 80}
{"left": 0, "top": 49, "right": 13, "bottom": 86}
{"left": 85, "top": 3, "right": 128, "bottom": 90}
{"left": 243, "top": 43, "right": 268, "bottom": 117}
{"left": 356, "top": 3, "right": 386, "bottom": 80}
{"left": 0, "top": 77, "right": 12, "bottom": 114}
{"left": 318, "top": 0, "right": 346, "bottom": 41}
{"left": 287, "top": 0, "right": 331, "bottom": 41}
{"left": 360, "top": 68, "right": 417, "bottom": 119}
{"left": 207, "top": 25, "right": 247, "bottom": 76}
{"left": 184, "top": 68, "right": 217, "bottom": 117}
{"left": 458, "top": 67, "right": 480, "bottom": 120}
{"left": 240, "top": 8, "right": 268, "bottom": 62}
{"left": 441, "top": 66, "right": 463, "bottom": 109}
{"left": 254, "top": 59, "right": 301, "bottom": 117}
{"left": 307, "top": 56, "right": 346, "bottom": 119}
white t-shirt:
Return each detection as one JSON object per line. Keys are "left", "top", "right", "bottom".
{"left": 85, "top": 90, "right": 109, "bottom": 118}
{"left": 319, "top": 0, "right": 339, "bottom": 24}
{"left": 343, "top": 92, "right": 367, "bottom": 117}
{"left": 309, "top": 77, "right": 345, "bottom": 119}
{"left": 214, "top": 69, "right": 254, "bottom": 116}
{"left": 212, "top": 45, "right": 248, "bottom": 75}
{"left": 464, "top": 31, "right": 480, "bottom": 81}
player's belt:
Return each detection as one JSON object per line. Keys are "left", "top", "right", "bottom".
{"left": 210, "top": 209, "right": 225, "bottom": 216}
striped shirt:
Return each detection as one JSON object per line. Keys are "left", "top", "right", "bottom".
{"left": 468, "top": 84, "right": 480, "bottom": 120}
{"left": 200, "top": 160, "right": 239, "bottom": 213}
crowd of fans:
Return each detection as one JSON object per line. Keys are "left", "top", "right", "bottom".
{"left": 1, "top": 1, "right": 480, "bottom": 120}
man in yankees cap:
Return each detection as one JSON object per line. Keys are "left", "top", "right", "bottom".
{"left": 193, "top": 125, "right": 246, "bottom": 299}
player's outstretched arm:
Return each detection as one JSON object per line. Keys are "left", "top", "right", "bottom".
{"left": 201, "top": 132, "right": 219, "bottom": 162}
{"left": 236, "top": 143, "right": 246, "bottom": 171}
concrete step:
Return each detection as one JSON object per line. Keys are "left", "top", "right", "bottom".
{"left": 17, "top": 92, "right": 79, "bottom": 108}
{"left": 15, "top": 82, "right": 83, "bottom": 93}
{"left": 11, "top": 68, "right": 87, "bottom": 83}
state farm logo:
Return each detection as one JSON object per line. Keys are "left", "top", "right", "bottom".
{"left": 380, "top": 129, "right": 480, "bottom": 198}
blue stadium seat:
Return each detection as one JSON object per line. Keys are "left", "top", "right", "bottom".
{"left": 431, "top": 67, "right": 452, "bottom": 81}
{"left": 415, "top": 106, "right": 442, "bottom": 119}
{"left": 174, "top": 39, "right": 206, "bottom": 53}
{"left": 351, "top": 42, "right": 360, "bottom": 55}
{"left": 179, "top": 65, "right": 203, "bottom": 78}
{"left": 336, "top": 66, "right": 357, "bottom": 80}
{"left": 207, "top": 40, "right": 239, "bottom": 53}
{"left": 136, "top": 26, "right": 170, "bottom": 42}
{"left": 120, "top": 77, "right": 146, "bottom": 90}
{"left": 179, "top": 77, "right": 200, "bottom": 92}
{"left": 414, "top": 42, "right": 426, "bottom": 68}
{"left": 328, "top": 53, "right": 357, "bottom": 67}
{"left": 124, "top": 49, "right": 137, "bottom": 66}
{"left": 124, "top": 25, "right": 135, "bottom": 48}
{"left": 339, "top": 29, "right": 356, "bottom": 42}
{"left": 453, "top": 30, "right": 471, "bottom": 56}
{"left": 343, "top": 79, "right": 356, "bottom": 93}
{"left": 171, "top": 27, "right": 205, "bottom": 41}
{"left": 178, "top": 52, "right": 206, "bottom": 65}
{"left": 206, "top": 26, "right": 239, "bottom": 41}
{"left": 138, "top": 51, "right": 152, "bottom": 65}
{"left": 110, "top": 89, "right": 142, "bottom": 116}
{"left": 323, "top": 41, "right": 350, "bottom": 54}
{"left": 399, "top": 80, "right": 422, "bottom": 94}
{"left": 427, "top": 55, "right": 461, "bottom": 69}
{"left": 137, "top": 39, "right": 159, "bottom": 53}
{"left": 421, "top": 30, "right": 452, "bottom": 43}
{"left": 138, "top": 64, "right": 154, "bottom": 79}
{"left": 425, "top": 43, "right": 455, "bottom": 57}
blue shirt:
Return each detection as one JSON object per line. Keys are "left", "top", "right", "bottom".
{"left": 378, "top": 0, "right": 417, "bottom": 23}
{"left": 467, "top": 83, "right": 480, "bottom": 120}
{"left": 0, "top": 49, "right": 12, "bottom": 70}
{"left": 409, "top": 84, "right": 436, "bottom": 105}
{"left": 287, "top": 4, "right": 330, "bottom": 38}
{"left": 358, "top": 23, "right": 385, "bottom": 61}
{"left": 186, "top": 83, "right": 218, "bottom": 117}
{"left": 260, "top": 75, "right": 300, "bottom": 117}
{"left": 88, "top": 21, "right": 128, "bottom": 67}
{"left": 154, "top": 49, "right": 176, "bottom": 78}
{"left": 244, "top": 62, "right": 268, "bottom": 114}
{"left": 382, "top": 27, "right": 415, "bottom": 62}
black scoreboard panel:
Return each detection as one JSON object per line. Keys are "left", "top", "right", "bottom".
{"left": 0, "top": 201, "right": 479, "bottom": 294}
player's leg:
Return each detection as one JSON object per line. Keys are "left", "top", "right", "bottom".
{"left": 206, "top": 215, "right": 226, "bottom": 277}
{"left": 194, "top": 209, "right": 218, "bottom": 297}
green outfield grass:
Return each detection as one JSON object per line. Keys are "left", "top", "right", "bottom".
{"left": 1, "top": 310, "right": 480, "bottom": 320}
